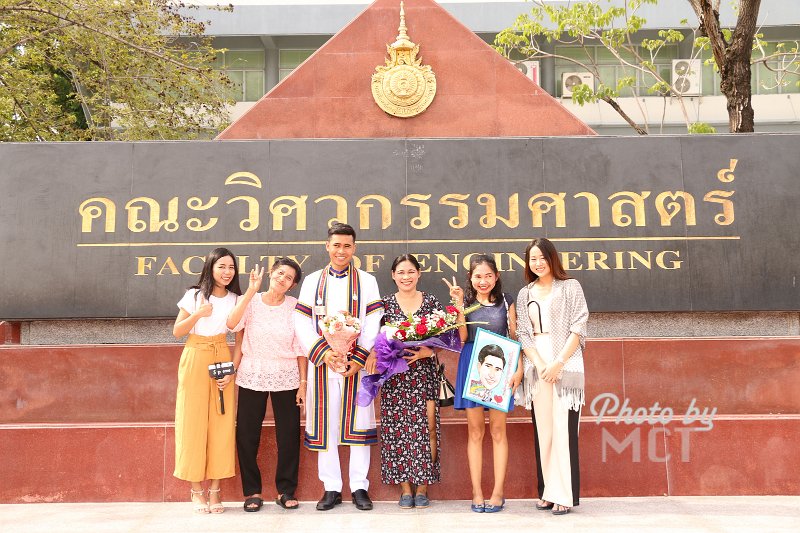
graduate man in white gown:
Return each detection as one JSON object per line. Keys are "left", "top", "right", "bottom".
{"left": 294, "top": 223, "right": 384, "bottom": 511}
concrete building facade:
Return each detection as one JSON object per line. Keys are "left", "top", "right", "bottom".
{"left": 194, "top": 0, "right": 800, "bottom": 134}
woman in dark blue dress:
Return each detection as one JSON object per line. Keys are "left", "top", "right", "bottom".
{"left": 447, "top": 254, "right": 521, "bottom": 513}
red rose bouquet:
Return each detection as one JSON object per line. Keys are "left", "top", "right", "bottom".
{"left": 357, "top": 303, "right": 481, "bottom": 406}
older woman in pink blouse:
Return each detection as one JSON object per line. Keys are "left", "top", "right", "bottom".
{"left": 227, "top": 258, "right": 306, "bottom": 512}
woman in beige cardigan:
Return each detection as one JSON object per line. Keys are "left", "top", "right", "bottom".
{"left": 515, "top": 238, "right": 588, "bottom": 516}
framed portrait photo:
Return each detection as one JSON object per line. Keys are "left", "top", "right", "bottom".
{"left": 461, "top": 328, "right": 522, "bottom": 412}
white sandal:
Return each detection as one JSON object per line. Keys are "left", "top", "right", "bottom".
{"left": 207, "top": 488, "right": 224, "bottom": 514}
{"left": 190, "top": 488, "right": 209, "bottom": 514}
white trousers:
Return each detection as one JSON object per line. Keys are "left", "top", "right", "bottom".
{"left": 533, "top": 335, "right": 577, "bottom": 508}
{"left": 317, "top": 377, "right": 371, "bottom": 492}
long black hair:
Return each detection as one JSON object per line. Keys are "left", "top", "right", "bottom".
{"left": 189, "top": 247, "right": 242, "bottom": 301}
{"left": 390, "top": 254, "right": 421, "bottom": 272}
{"left": 464, "top": 254, "right": 503, "bottom": 306}
{"left": 524, "top": 237, "right": 570, "bottom": 284}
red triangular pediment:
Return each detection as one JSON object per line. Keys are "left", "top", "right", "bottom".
{"left": 217, "top": 0, "right": 595, "bottom": 139}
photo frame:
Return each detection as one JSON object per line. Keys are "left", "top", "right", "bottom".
{"left": 461, "top": 328, "right": 522, "bottom": 412}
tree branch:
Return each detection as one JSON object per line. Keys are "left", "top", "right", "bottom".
{"left": 0, "top": 5, "right": 207, "bottom": 74}
{"left": 0, "top": 73, "right": 45, "bottom": 140}
{"left": 0, "top": 20, "right": 78, "bottom": 58}
{"left": 599, "top": 95, "right": 648, "bottom": 135}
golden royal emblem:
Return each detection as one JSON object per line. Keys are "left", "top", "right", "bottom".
{"left": 371, "top": 2, "right": 436, "bottom": 118}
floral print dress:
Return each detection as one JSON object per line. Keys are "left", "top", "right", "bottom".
{"left": 379, "top": 292, "right": 442, "bottom": 485}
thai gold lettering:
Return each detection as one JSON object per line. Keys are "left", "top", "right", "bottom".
{"left": 226, "top": 196, "right": 259, "bottom": 231}
{"left": 477, "top": 193, "right": 520, "bottom": 228}
{"left": 79, "top": 197, "right": 116, "bottom": 233}
{"left": 609, "top": 191, "right": 651, "bottom": 227}
{"left": 356, "top": 195, "right": 391, "bottom": 230}
{"left": 314, "top": 195, "right": 348, "bottom": 227}
{"left": 703, "top": 190, "right": 735, "bottom": 225}
{"left": 528, "top": 193, "right": 566, "bottom": 228}
{"left": 124, "top": 197, "right": 179, "bottom": 233}
{"left": 717, "top": 159, "right": 737, "bottom": 183}
{"left": 224, "top": 171, "right": 262, "bottom": 188}
{"left": 269, "top": 196, "right": 308, "bottom": 231}
{"left": 439, "top": 194, "right": 470, "bottom": 229}
{"left": 186, "top": 197, "right": 219, "bottom": 232}
{"left": 655, "top": 191, "right": 696, "bottom": 226}
{"left": 573, "top": 192, "right": 601, "bottom": 227}
{"left": 400, "top": 194, "right": 431, "bottom": 229}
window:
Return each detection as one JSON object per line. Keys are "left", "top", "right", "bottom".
{"left": 752, "top": 42, "right": 800, "bottom": 95}
{"left": 698, "top": 42, "right": 798, "bottom": 96}
{"left": 213, "top": 50, "right": 265, "bottom": 102}
{"left": 554, "top": 44, "right": 678, "bottom": 97}
{"left": 279, "top": 49, "right": 316, "bottom": 81}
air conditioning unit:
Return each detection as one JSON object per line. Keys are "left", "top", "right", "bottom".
{"left": 671, "top": 59, "right": 701, "bottom": 96}
{"left": 513, "top": 60, "right": 540, "bottom": 84}
{"left": 561, "top": 72, "right": 594, "bottom": 98}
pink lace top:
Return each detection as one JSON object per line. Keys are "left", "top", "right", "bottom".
{"left": 232, "top": 294, "right": 304, "bottom": 392}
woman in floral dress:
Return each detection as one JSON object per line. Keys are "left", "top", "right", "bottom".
{"left": 366, "top": 254, "right": 442, "bottom": 509}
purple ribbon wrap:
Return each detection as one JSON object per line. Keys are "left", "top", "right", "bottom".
{"left": 357, "top": 329, "right": 462, "bottom": 406}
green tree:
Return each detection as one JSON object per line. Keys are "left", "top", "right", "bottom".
{"left": 0, "top": 0, "right": 233, "bottom": 141}
{"left": 495, "top": 0, "right": 799, "bottom": 134}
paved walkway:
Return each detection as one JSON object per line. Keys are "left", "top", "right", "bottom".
{"left": 1, "top": 497, "right": 799, "bottom": 533}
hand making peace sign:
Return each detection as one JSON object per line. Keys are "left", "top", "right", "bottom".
{"left": 442, "top": 275, "right": 464, "bottom": 309}
{"left": 245, "top": 265, "right": 265, "bottom": 295}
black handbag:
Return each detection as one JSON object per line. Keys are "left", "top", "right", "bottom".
{"left": 435, "top": 355, "right": 456, "bottom": 407}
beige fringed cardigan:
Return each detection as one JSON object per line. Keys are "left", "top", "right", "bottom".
{"left": 514, "top": 278, "right": 589, "bottom": 412}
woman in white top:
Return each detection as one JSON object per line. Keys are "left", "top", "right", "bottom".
{"left": 173, "top": 247, "right": 242, "bottom": 514}
{"left": 227, "top": 258, "right": 307, "bottom": 512}
{"left": 515, "top": 238, "right": 589, "bottom": 516}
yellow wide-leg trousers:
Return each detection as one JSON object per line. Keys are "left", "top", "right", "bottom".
{"left": 173, "top": 333, "right": 235, "bottom": 482}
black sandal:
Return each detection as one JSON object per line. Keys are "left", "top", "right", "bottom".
{"left": 276, "top": 493, "right": 299, "bottom": 509}
{"left": 536, "top": 500, "right": 554, "bottom": 511}
{"left": 243, "top": 496, "right": 263, "bottom": 512}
